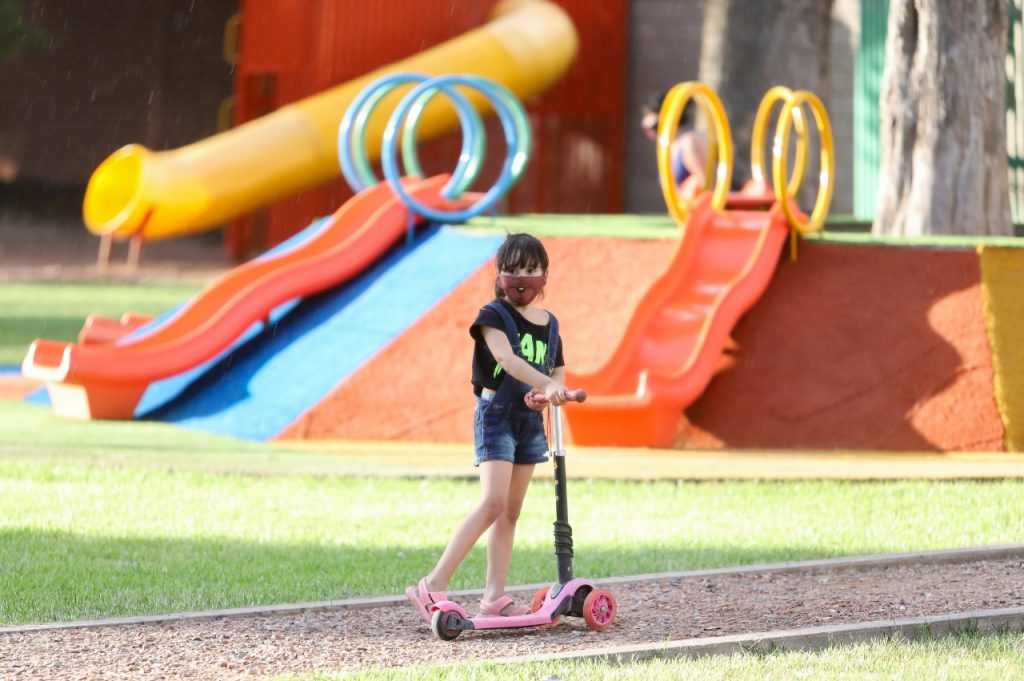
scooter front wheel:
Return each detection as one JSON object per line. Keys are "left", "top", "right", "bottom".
{"left": 582, "top": 588, "right": 616, "bottom": 632}
{"left": 431, "top": 608, "right": 463, "bottom": 641}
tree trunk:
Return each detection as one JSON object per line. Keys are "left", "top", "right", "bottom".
{"left": 874, "top": 0, "right": 1011, "bottom": 236}
{"left": 699, "top": 0, "right": 834, "bottom": 187}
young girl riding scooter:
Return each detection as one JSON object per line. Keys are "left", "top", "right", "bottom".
{"left": 407, "top": 232, "right": 569, "bottom": 620}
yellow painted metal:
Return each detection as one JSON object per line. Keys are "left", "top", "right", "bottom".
{"left": 979, "top": 245, "right": 1024, "bottom": 452}
{"left": 750, "top": 85, "right": 808, "bottom": 195}
{"left": 772, "top": 89, "right": 835, "bottom": 234}
{"left": 222, "top": 13, "right": 240, "bottom": 66}
{"left": 82, "top": 0, "right": 578, "bottom": 240}
{"left": 656, "top": 81, "right": 733, "bottom": 224}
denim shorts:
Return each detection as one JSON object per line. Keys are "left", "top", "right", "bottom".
{"left": 473, "top": 395, "right": 550, "bottom": 466}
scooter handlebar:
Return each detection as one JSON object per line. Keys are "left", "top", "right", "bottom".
{"left": 524, "top": 389, "right": 587, "bottom": 406}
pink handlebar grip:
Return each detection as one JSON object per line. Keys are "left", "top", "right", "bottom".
{"left": 524, "top": 389, "right": 587, "bottom": 405}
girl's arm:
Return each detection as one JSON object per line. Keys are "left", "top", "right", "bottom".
{"left": 680, "top": 129, "right": 709, "bottom": 185}
{"left": 481, "top": 326, "right": 568, "bottom": 405}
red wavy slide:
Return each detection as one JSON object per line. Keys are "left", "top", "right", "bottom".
{"left": 22, "top": 175, "right": 456, "bottom": 420}
{"left": 564, "top": 193, "right": 791, "bottom": 448}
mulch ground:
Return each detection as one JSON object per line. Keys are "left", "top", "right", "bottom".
{"left": 2, "top": 554, "right": 1022, "bottom": 678}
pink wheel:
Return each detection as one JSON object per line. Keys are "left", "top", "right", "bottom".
{"left": 531, "top": 586, "right": 563, "bottom": 627}
{"left": 582, "top": 588, "right": 616, "bottom": 632}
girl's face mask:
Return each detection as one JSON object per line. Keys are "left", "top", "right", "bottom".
{"left": 498, "top": 273, "right": 547, "bottom": 306}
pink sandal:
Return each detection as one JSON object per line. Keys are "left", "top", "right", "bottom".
{"left": 479, "top": 594, "right": 530, "bottom": 617}
{"left": 405, "top": 578, "right": 447, "bottom": 623}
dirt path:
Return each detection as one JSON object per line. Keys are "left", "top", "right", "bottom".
{"left": 3, "top": 554, "right": 1021, "bottom": 679}
{"left": 0, "top": 212, "right": 231, "bottom": 283}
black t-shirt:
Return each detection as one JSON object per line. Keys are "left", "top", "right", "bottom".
{"left": 470, "top": 299, "right": 565, "bottom": 396}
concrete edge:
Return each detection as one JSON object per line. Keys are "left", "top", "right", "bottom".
{"left": 594, "top": 543, "right": 1024, "bottom": 589}
{"left": 3, "top": 543, "right": 1021, "bottom": 634}
{"left": 493, "top": 607, "right": 1024, "bottom": 667}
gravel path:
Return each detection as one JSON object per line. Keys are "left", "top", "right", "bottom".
{"left": 2, "top": 556, "right": 1022, "bottom": 679}
{"left": 0, "top": 218, "right": 230, "bottom": 283}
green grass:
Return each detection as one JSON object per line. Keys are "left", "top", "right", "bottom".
{"left": 0, "top": 280, "right": 203, "bottom": 365}
{"left": 284, "top": 632, "right": 1024, "bottom": 680}
{"left": 463, "top": 212, "right": 1024, "bottom": 248}
{"left": 803, "top": 229, "right": 1024, "bottom": 249}
{"left": 2, "top": 406, "right": 1023, "bottom": 625}
{"left": 465, "top": 214, "right": 678, "bottom": 239}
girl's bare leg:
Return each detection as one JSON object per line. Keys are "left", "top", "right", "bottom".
{"left": 483, "top": 463, "right": 536, "bottom": 605}
{"left": 425, "top": 460, "right": 512, "bottom": 591}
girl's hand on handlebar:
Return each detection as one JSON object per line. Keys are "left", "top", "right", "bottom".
{"left": 524, "top": 389, "right": 546, "bottom": 411}
{"left": 525, "top": 387, "right": 587, "bottom": 407}
{"left": 544, "top": 382, "right": 568, "bottom": 406}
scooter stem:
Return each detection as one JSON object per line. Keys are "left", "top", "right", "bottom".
{"left": 551, "top": 404, "right": 575, "bottom": 587}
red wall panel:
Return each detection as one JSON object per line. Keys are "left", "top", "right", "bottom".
{"left": 229, "top": 0, "right": 626, "bottom": 257}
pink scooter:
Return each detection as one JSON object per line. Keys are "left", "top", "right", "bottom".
{"left": 427, "top": 389, "right": 617, "bottom": 640}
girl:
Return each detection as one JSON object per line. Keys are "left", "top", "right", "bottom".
{"left": 406, "top": 232, "right": 568, "bottom": 620}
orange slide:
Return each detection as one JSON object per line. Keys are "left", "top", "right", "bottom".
{"left": 564, "top": 194, "right": 790, "bottom": 448}
{"left": 21, "top": 175, "right": 458, "bottom": 420}
{"left": 562, "top": 82, "right": 833, "bottom": 448}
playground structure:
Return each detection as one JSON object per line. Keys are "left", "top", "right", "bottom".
{"left": 22, "top": 73, "right": 533, "bottom": 422}
{"left": 79, "top": 0, "right": 576, "bottom": 245}
{"left": 24, "top": 177, "right": 473, "bottom": 419}
{"left": 22, "top": 69, "right": 835, "bottom": 451}
{"left": 17, "top": 0, "right": 851, "bottom": 451}
{"left": 564, "top": 83, "right": 835, "bottom": 447}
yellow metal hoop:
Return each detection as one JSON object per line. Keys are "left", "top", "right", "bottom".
{"left": 750, "top": 86, "right": 808, "bottom": 196}
{"left": 656, "top": 82, "right": 733, "bottom": 224}
{"left": 772, "top": 90, "right": 834, "bottom": 234}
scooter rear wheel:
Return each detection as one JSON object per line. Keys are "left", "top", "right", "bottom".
{"left": 531, "top": 586, "right": 563, "bottom": 627}
{"left": 582, "top": 588, "right": 616, "bottom": 632}
{"left": 431, "top": 609, "right": 462, "bottom": 641}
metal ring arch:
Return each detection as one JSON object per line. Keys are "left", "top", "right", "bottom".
{"left": 772, "top": 89, "right": 835, "bottom": 234}
{"left": 337, "top": 72, "right": 485, "bottom": 199}
{"left": 749, "top": 85, "right": 809, "bottom": 197}
{"left": 656, "top": 82, "right": 734, "bottom": 224}
{"left": 380, "top": 74, "right": 531, "bottom": 223}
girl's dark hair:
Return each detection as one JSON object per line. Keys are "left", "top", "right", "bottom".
{"left": 493, "top": 232, "right": 549, "bottom": 299}
{"left": 641, "top": 90, "right": 697, "bottom": 130}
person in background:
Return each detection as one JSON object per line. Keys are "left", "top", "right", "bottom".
{"left": 640, "top": 90, "right": 710, "bottom": 197}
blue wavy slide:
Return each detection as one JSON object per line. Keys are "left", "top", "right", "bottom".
{"left": 138, "top": 224, "right": 503, "bottom": 441}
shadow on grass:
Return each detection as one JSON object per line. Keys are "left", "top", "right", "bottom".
{"left": 0, "top": 527, "right": 840, "bottom": 627}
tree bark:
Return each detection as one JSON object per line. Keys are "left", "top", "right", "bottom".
{"left": 874, "top": 0, "right": 1011, "bottom": 236}
{"left": 699, "top": 0, "right": 834, "bottom": 187}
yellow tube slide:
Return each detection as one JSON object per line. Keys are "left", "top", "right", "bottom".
{"left": 83, "top": 0, "right": 577, "bottom": 241}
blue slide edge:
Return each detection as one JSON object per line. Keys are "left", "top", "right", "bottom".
{"left": 142, "top": 226, "right": 503, "bottom": 441}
